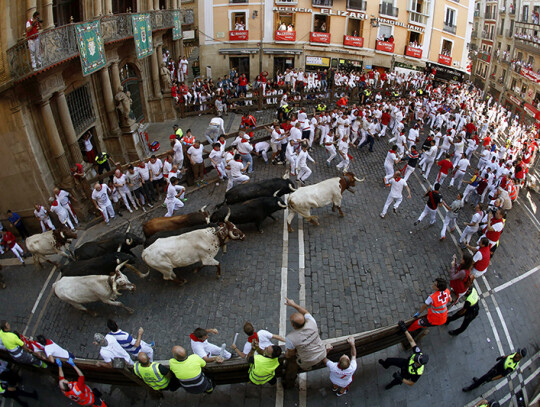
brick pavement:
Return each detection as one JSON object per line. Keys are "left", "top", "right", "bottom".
{"left": 0, "top": 107, "right": 539, "bottom": 406}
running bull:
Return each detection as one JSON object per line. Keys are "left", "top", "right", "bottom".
{"left": 26, "top": 229, "right": 77, "bottom": 268}
{"left": 219, "top": 176, "right": 296, "bottom": 206}
{"left": 287, "top": 172, "right": 364, "bottom": 232}
{"left": 142, "top": 206, "right": 210, "bottom": 239}
{"left": 60, "top": 253, "right": 148, "bottom": 278}
{"left": 74, "top": 232, "right": 144, "bottom": 259}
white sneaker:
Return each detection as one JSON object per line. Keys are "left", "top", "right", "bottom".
{"left": 128, "top": 208, "right": 133, "bottom": 213}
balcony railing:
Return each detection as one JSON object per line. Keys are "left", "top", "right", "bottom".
{"left": 481, "top": 31, "right": 494, "bottom": 40}
{"left": 471, "top": 31, "right": 478, "bottom": 38}
{"left": 485, "top": 11, "right": 496, "bottom": 20}
{"left": 6, "top": 10, "right": 175, "bottom": 83}
{"left": 474, "top": 10, "right": 481, "bottom": 17}
{"left": 506, "top": 29, "right": 513, "bottom": 37}
{"left": 347, "top": 0, "right": 366, "bottom": 11}
{"left": 514, "top": 38, "right": 540, "bottom": 54}
{"left": 408, "top": 10, "right": 427, "bottom": 25}
{"left": 379, "top": 3, "right": 399, "bottom": 17}
{"left": 312, "top": 0, "right": 333, "bottom": 6}
{"left": 443, "top": 22, "right": 457, "bottom": 34}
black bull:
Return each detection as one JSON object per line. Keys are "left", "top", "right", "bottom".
{"left": 60, "top": 253, "right": 147, "bottom": 278}
{"left": 219, "top": 178, "right": 296, "bottom": 206}
{"left": 211, "top": 197, "right": 287, "bottom": 232}
{"left": 74, "top": 233, "right": 144, "bottom": 260}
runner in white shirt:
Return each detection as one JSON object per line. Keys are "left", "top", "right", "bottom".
{"left": 91, "top": 183, "right": 115, "bottom": 224}
{"left": 296, "top": 144, "right": 315, "bottom": 184}
{"left": 227, "top": 154, "right": 250, "bottom": 191}
{"left": 384, "top": 146, "right": 400, "bottom": 184}
{"left": 54, "top": 188, "right": 79, "bottom": 226}
{"left": 254, "top": 141, "right": 270, "bottom": 164}
{"left": 148, "top": 156, "right": 165, "bottom": 200}
{"left": 171, "top": 138, "right": 184, "bottom": 168}
{"left": 209, "top": 143, "right": 226, "bottom": 181}
{"left": 380, "top": 171, "right": 411, "bottom": 218}
{"left": 94, "top": 333, "right": 134, "bottom": 367}
{"left": 113, "top": 170, "right": 138, "bottom": 213}
{"left": 34, "top": 204, "right": 55, "bottom": 232}
{"left": 205, "top": 117, "right": 225, "bottom": 144}
{"left": 285, "top": 140, "right": 298, "bottom": 176}
{"left": 36, "top": 335, "right": 73, "bottom": 362}
{"left": 336, "top": 135, "right": 352, "bottom": 172}
{"left": 449, "top": 154, "right": 470, "bottom": 188}
{"left": 323, "top": 337, "right": 357, "bottom": 396}
{"left": 164, "top": 177, "right": 185, "bottom": 217}
{"left": 49, "top": 198, "right": 75, "bottom": 230}
{"left": 324, "top": 130, "right": 337, "bottom": 166}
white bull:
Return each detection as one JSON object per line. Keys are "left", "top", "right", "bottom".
{"left": 53, "top": 262, "right": 135, "bottom": 316}
{"left": 141, "top": 221, "right": 245, "bottom": 284}
{"left": 26, "top": 229, "right": 77, "bottom": 268}
{"left": 287, "top": 172, "right": 363, "bottom": 232}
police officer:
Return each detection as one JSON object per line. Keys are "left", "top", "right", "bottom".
{"left": 133, "top": 352, "right": 180, "bottom": 392}
{"left": 378, "top": 321, "right": 429, "bottom": 390}
{"left": 462, "top": 348, "right": 527, "bottom": 392}
{"left": 247, "top": 340, "right": 282, "bottom": 385}
{"left": 173, "top": 124, "right": 183, "bottom": 140}
{"left": 94, "top": 152, "right": 112, "bottom": 175}
{"left": 362, "top": 88, "right": 372, "bottom": 105}
{"left": 445, "top": 286, "right": 480, "bottom": 336}
{"left": 474, "top": 400, "right": 500, "bottom": 407}
{"left": 316, "top": 103, "right": 326, "bottom": 113}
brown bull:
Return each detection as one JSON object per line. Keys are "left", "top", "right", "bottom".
{"left": 142, "top": 206, "right": 210, "bottom": 238}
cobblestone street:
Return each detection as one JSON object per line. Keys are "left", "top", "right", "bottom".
{"left": 1, "top": 111, "right": 539, "bottom": 407}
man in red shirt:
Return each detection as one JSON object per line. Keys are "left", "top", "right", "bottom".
{"left": 238, "top": 74, "right": 248, "bottom": 95}
{"left": 337, "top": 96, "right": 348, "bottom": 107}
{"left": 1, "top": 231, "right": 27, "bottom": 265}
{"left": 58, "top": 358, "right": 107, "bottom": 407}
{"left": 26, "top": 11, "right": 42, "bottom": 70}
{"left": 465, "top": 121, "right": 477, "bottom": 138}
{"left": 435, "top": 153, "right": 453, "bottom": 187}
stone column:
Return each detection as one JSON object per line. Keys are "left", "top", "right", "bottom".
{"left": 110, "top": 61, "right": 122, "bottom": 95}
{"left": 94, "top": 0, "right": 103, "bottom": 17}
{"left": 40, "top": 98, "right": 71, "bottom": 178}
{"left": 104, "top": 0, "right": 112, "bottom": 14}
{"left": 154, "top": 0, "right": 160, "bottom": 10}
{"left": 26, "top": 0, "right": 37, "bottom": 19}
{"left": 99, "top": 67, "right": 121, "bottom": 135}
{"left": 56, "top": 90, "right": 84, "bottom": 164}
{"left": 43, "top": 0, "right": 54, "bottom": 29}
{"left": 148, "top": 0, "right": 154, "bottom": 11}
{"left": 150, "top": 48, "right": 162, "bottom": 98}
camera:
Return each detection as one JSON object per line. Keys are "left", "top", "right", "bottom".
{"left": 38, "top": 18, "right": 44, "bottom": 23}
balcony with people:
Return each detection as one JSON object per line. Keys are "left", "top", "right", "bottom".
{"left": 343, "top": 18, "right": 364, "bottom": 48}
{"left": 275, "top": 14, "right": 296, "bottom": 42}
{"left": 404, "top": 31, "right": 423, "bottom": 59}
{"left": 310, "top": 15, "right": 331, "bottom": 44}
{"left": 230, "top": 13, "right": 249, "bottom": 41}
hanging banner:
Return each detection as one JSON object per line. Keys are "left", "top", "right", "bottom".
{"left": 132, "top": 14, "right": 153, "bottom": 59}
{"left": 75, "top": 20, "right": 106, "bottom": 76}
{"left": 173, "top": 11, "right": 182, "bottom": 40}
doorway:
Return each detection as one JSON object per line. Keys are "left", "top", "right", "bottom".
{"left": 120, "top": 63, "right": 145, "bottom": 123}
{"left": 230, "top": 57, "right": 250, "bottom": 78}
{"left": 274, "top": 57, "right": 294, "bottom": 75}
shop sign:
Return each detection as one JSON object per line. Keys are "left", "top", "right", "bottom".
{"left": 306, "top": 56, "right": 330, "bottom": 67}
{"left": 273, "top": 6, "right": 313, "bottom": 13}
{"left": 523, "top": 103, "right": 540, "bottom": 120}
{"left": 405, "top": 46, "right": 422, "bottom": 58}
{"left": 377, "top": 17, "right": 406, "bottom": 27}
{"left": 376, "top": 40, "right": 395, "bottom": 53}
{"left": 438, "top": 54, "right": 452, "bottom": 66}
{"left": 230, "top": 30, "right": 248, "bottom": 41}
{"left": 407, "top": 24, "right": 425, "bottom": 33}
{"left": 520, "top": 68, "right": 540, "bottom": 84}
{"left": 319, "top": 8, "right": 368, "bottom": 20}
{"left": 343, "top": 35, "right": 364, "bottom": 47}
{"left": 310, "top": 32, "right": 331, "bottom": 43}
{"left": 508, "top": 94, "right": 521, "bottom": 106}
{"left": 275, "top": 30, "right": 296, "bottom": 41}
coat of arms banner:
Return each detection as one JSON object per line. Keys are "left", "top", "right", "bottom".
{"left": 132, "top": 14, "right": 153, "bottom": 59}
{"left": 173, "top": 11, "right": 182, "bottom": 40}
{"left": 75, "top": 20, "right": 106, "bottom": 76}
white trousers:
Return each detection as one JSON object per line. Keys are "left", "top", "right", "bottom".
{"left": 421, "top": 159, "right": 435, "bottom": 179}
{"left": 462, "top": 185, "right": 476, "bottom": 202}
{"left": 165, "top": 197, "right": 184, "bottom": 217}
{"left": 200, "top": 342, "right": 232, "bottom": 360}
{"left": 99, "top": 204, "right": 115, "bottom": 223}
{"left": 297, "top": 166, "right": 312, "bottom": 182}
{"left": 39, "top": 217, "right": 55, "bottom": 232}
{"left": 213, "top": 162, "right": 226, "bottom": 179}
{"left": 11, "top": 243, "right": 25, "bottom": 263}
{"left": 403, "top": 166, "right": 415, "bottom": 182}
{"left": 120, "top": 190, "right": 138, "bottom": 211}
{"left": 384, "top": 163, "right": 394, "bottom": 184}
{"left": 381, "top": 194, "right": 403, "bottom": 216}
{"left": 440, "top": 214, "right": 457, "bottom": 239}
{"left": 61, "top": 202, "right": 78, "bottom": 225}
{"left": 459, "top": 225, "right": 478, "bottom": 245}
{"left": 28, "top": 38, "right": 41, "bottom": 69}
{"left": 449, "top": 170, "right": 466, "bottom": 189}
{"left": 326, "top": 145, "right": 337, "bottom": 163}
{"left": 417, "top": 205, "right": 437, "bottom": 224}
{"left": 286, "top": 154, "right": 297, "bottom": 175}
{"left": 379, "top": 124, "right": 388, "bottom": 137}
{"left": 227, "top": 174, "right": 250, "bottom": 191}
{"left": 336, "top": 154, "right": 350, "bottom": 171}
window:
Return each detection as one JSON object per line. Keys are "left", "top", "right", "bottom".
{"left": 522, "top": 5, "right": 529, "bottom": 22}
{"left": 410, "top": 0, "right": 425, "bottom": 14}
{"left": 378, "top": 24, "right": 393, "bottom": 40}
{"left": 313, "top": 15, "right": 329, "bottom": 33}
{"left": 346, "top": 19, "right": 363, "bottom": 36}
{"left": 347, "top": 0, "right": 366, "bottom": 11}
{"left": 441, "top": 39, "right": 452, "bottom": 56}
{"left": 182, "top": 9, "right": 195, "bottom": 25}
{"left": 510, "top": 78, "right": 516, "bottom": 90}
{"left": 408, "top": 31, "right": 423, "bottom": 47}
{"left": 380, "top": 1, "right": 399, "bottom": 17}
{"left": 499, "top": 18, "right": 505, "bottom": 35}
{"left": 66, "top": 84, "right": 96, "bottom": 136}
{"left": 313, "top": 0, "right": 333, "bottom": 6}
{"left": 275, "top": 12, "right": 295, "bottom": 31}
{"left": 528, "top": 55, "right": 534, "bottom": 66}
{"left": 53, "top": 0, "right": 82, "bottom": 26}
{"left": 444, "top": 7, "right": 457, "bottom": 33}
{"left": 231, "top": 12, "right": 247, "bottom": 30}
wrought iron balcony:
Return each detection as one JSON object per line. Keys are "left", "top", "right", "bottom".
{"left": 514, "top": 38, "right": 540, "bottom": 54}
{"left": 443, "top": 23, "right": 457, "bottom": 34}
{"left": 380, "top": 3, "right": 399, "bottom": 17}
{"left": 347, "top": 0, "right": 366, "bottom": 11}
{"left": 408, "top": 10, "right": 427, "bottom": 25}
{"left": 6, "top": 10, "right": 176, "bottom": 83}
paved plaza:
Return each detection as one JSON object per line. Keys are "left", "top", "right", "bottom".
{"left": 1, "top": 110, "right": 539, "bottom": 407}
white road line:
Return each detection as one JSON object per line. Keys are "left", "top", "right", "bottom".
{"left": 30, "top": 273, "right": 63, "bottom": 338}
{"left": 276, "top": 208, "right": 289, "bottom": 407}
{"left": 483, "top": 278, "right": 514, "bottom": 351}
{"left": 516, "top": 199, "right": 540, "bottom": 232}
{"left": 22, "top": 266, "right": 57, "bottom": 336}
{"left": 298, "top": 218, "right": 307, "bottom": 407}
{"left": 492, "top": 265, "right": 540, "bottom": 293}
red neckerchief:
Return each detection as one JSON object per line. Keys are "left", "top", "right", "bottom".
{"left": 395, "top": 177, "right": 401, "bottom": 182}
{"left": 51, "top": 200, "right": 58, "bottom": 206}
{"left": 389, "top": 150, "right": 396, "bottom": 154}
{"left": 190, "top": 333, "right": 205, "bottom": 342}
{"left": 235, "top": 159, "right": 242, "bottom": 163}
{"left": 247, "top": 332, "right": 259, "bottom": 343}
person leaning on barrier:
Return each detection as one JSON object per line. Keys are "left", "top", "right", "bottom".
{"left": 169, "top": 346, "right": 215, "bottom": 394}
{"left": 247, "top": 340, "right": 282, "bottom": 385}
{"left": 284, "top": 298, "right": 327, "bottom": 370}
{"left": 0, "top": 321, "right": 46, "bottom": 369}
{"left": 445, "top": 285, "right": 480, "bottom": 336}
{"left": 462, "top": 348, "right": 527, "bottom": 392}
{"left": 378, "top": 321, "right": 429, "bottom": 390}
{"left": 133, "top": 352, "right": 180, "bottom": 392}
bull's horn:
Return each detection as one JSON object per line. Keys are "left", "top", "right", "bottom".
{"left": 289, "top": 183, "right": 297, "bottom": 192}
{"left": 125, "top": 263, "right": 149, "bottom": 278}
{"left": 126, "top": 222, "right": 131, "bottom": 233}
{"left": 273, "top": 189, "right": 280, "bottom": 197}
{"left": 277, "top": 200, "right": 287, "bottom": 208}
{"left": 224, "top": 208, "right": 231, "bottom": 222}
{"left": 200, "top": 205, "right": 208, "bottom": 213}
{"left": 354, "top": 176, "right": 366, "bottom": 182}
{"left": 282, "top": 172, "right": 289, "bottom": 179}
{"left": 116, "top": 258, "right": 120, "bottom": 264}
{"left": 126, "top": 238, "right": 133, "bottom": 246}
{"left": 109, "top": 275, "right": 119, "bottom": 296}
{"left": 60, "top": 231, "right": 65, "bottom": 239}
{"left": 228, "top": 230, "right": 235, "bottom": 239}
{"left": 115, "top": 260, "right": 129, "bottom": 273}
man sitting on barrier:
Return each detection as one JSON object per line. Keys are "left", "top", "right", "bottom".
{"left": 57, "top": 357, "right": 107, "bottom": 407}
{"left": 133, "top": 352, "right": 180, "bottom": 392}
{"left": 247, "top": 340, "right": 282, "bottom": 385}
{"left": 231, "top": 322, "right": 285, "bottom": 359}
{"left": 378, "top": 321, "right": 429, "bottom": 390}
{"left": 169, "top": 345, "right": 215, "bottom": 394}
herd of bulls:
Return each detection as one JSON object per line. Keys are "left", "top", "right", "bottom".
{"left": 25, "top": 172, "right": 362, "bottom": 315}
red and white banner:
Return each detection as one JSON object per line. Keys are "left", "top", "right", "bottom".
{"left": 275, "top": 30, "right": 296, "bottom": 41}
{"left": 405, "top": 46, "right": 422, "bottom": 59}
{"left": 310, "top": 32, "right": 331, "bottom": 44}
{"left": 229, "top": 30, "right": 248, "bottom": 41}
{"left": 343, "top": 35, "right": 364, "bottom": 47}
{"left": 375, "top": 40, "right": 394, "bottom": 53}
{"left": 523, "top": 103, "right": 540, "bottom": 120}
{"left": 508, "top": 94, "right": 522, "bottom": 106}
{"left": 520, "top": 68, "right": 540, "bottom": 84}
{"left": 438, "top": 54, "right": 452, "bottom": 66}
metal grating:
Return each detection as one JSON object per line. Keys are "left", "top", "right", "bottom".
{"left": 66, "top": 84, "right": 96, "bottom": 135}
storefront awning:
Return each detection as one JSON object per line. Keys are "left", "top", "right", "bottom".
{"left": 263, "top": 48, "right": 303, "bottom": 55}
{"left": 218, "top": 48, "right": 259, "bottom": 55}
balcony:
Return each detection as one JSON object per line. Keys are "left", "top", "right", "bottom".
{"left": 485, "top": 11, "right": 496, "bottom": 20}
{"left": 509, "top": 5, "right": 516, "bottom": 15}
{"left": 478, "top": 51, "right": 491, "bottom": 63}
{"left": 229, "top": 30, "right": 249, "bottom": 41}
{"left": 379, "top": 3, "right": 399, "bottom": 18}
{"left": 6, "top": 10, "right": 175, "bottom": 83}
{"left": 438, "top": 54, "right": 452, "bottom": 66}
{"left": 343, "top": 35, "right": 364, "bottom": 47}
{"left": 347, "top": 0, "right": 366, "bottom": 11}
{"left": 481, "top": 31, "right": 494, "bottom": 40}
{"left": 443, "top": 22, "right": 457, "bottom": 34}
{"left": 408, "top": 10, "right": 428, "bottom": 25}
{"left": 471, "top": 31, "right": 478, "bottom": 38}
{"left": 312, "top": 0, "right": 333, "bottom": 6}
{"left": 518, "top": 67, "right": 540, "bottom": 84}
{"left": 275, "top": 30, "right": 296, "bottom": 42}
{"left": 474, "top": 10, "right": 481, "bottom": 17}
{"left": 514, "top": 38, "right": 540, "bottom": 54}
